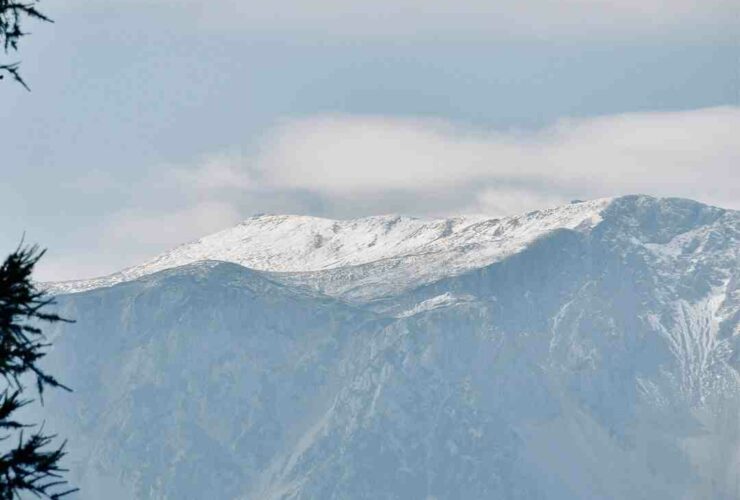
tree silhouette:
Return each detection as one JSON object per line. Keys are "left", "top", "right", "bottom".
{"left": 0, "top": 245, "right": 77, "bottom": 499}
{"left": 0, "top": 0, "right": 52, "bottom": 89}
{"left": 1, "top": 2, "right": 74, "bottom": 496}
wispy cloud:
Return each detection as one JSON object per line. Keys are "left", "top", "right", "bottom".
{"left": 184, "top": 106, "right": 739, "bottom": 216}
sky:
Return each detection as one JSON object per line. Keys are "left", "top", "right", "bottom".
{"left": 0, "top": 0, "right": 738, "bottom": 281}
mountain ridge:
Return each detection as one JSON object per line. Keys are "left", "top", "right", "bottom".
{"left": 38, "top": 193, "right": 740, "bottom": 499}
{"left": 47, "top": 197, "right": 616, "bottom": 295}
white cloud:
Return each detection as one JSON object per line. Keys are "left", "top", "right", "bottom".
{"left": 258, "top": 116, "right": 501, "bottom": 193}
{"left": 233, "top": 106, "right": 738, "bottom": 215}
{"left": 87, "top": 106, "right": 740, "bottom": 231}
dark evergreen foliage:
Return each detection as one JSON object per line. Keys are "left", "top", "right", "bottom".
{"left": 0, "top": 0, "right": 51, "bottom": 89}
{"left": 0, "top": 246, "right": 76, "bottom": 499}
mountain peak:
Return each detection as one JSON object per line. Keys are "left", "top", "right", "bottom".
{"left": 46, "top": 197, "right": 615, "bottom": 296}
{"left": 60, "top": 194, "right": 737, "bottom": 299}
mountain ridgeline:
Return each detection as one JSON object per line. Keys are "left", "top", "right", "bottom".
{"left": 41, "top": 195, "right": 739, "bottom": 499}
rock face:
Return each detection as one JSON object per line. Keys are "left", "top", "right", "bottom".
{"left": 40, "top": 195, "right": 739, "bottom": 499}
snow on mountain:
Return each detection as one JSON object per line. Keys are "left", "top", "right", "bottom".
{"left": 36, "top": 195, "right": 740, "bottom": 500}
{"left": 46, "top": 197, "right": 610, "bottom": 297}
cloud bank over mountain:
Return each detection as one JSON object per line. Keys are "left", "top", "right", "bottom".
{"left": 36, "top": 106, "right": 738, "bottom": 282}
{"left": 173, "top": 106, "right": 738, "bottom": 218}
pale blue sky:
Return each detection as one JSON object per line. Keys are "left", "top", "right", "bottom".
{"left": 1, "top": 1, "right": 738, "bottom": 280}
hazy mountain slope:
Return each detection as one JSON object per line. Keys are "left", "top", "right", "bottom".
{"left": 44, "top": 262, "right": 377, "bottom": 499}
{"left": 39, "top": 195, "right": 739, "bottom": 499}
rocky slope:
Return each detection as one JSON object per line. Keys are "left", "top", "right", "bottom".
{"left": 39, "top": 195, "right": 739, "bottom": 499}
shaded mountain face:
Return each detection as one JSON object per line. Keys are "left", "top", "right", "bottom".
{"left": 40, "top": 195, "right": 739, "bottom": 499}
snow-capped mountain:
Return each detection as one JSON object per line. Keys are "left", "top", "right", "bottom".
{"left": 39, "top": 195, "right": 739, "bottom": 499}
{"left": 46, "top": 198, "right": 610, "bottom": 299}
